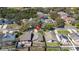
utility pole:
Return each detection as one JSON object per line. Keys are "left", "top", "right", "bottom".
{"left": 43, "top": 35, "right": 47, "bottom": 51}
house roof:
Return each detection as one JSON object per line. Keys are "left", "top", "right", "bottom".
{"left": 58, "top": 12, "right": 68, "bottom": 16}
{"left": 69, "top": 33, "right": 79, "bottom": 41}
{"left": 0, "top": 33, "right": 16, "bottom": 41}
{"left": 45, "top": 19, "right": 56, "bottom": 23}
{"left": 0, "top": 19, "right": 13, "bottom": 24}
{"left": 64, "top": 17, "right": 75, "bottom": 21}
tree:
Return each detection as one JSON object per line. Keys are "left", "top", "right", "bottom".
{"left": 75, "top": 23, "right": 79, "bottom": 29}
{"left": 49, "top": 11, "right": 59, "bottom": 20}
{"left": 43, "top": 23, "right": 55, "bottom": 30}
{"left": 55, "top": 17, "right": 65, "bottom": 28}
{"left": 0, "top": 7, "right": 37, "bottom": 21}
{"left": 71, "top": 8, "right": 79, "bottom": 14}
{"left": 76, "top": 16, "right": 79, "bottom": 20}
{"left": 19, "top": 23, "right": 30, "bottom": 32}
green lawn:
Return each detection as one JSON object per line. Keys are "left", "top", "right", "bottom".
{"left": 47, "top": 47, "right": 69, "bottom": 51}
{"left": 45, "top": 42, "right": 61, "bottom": 51}
{"left": 57, "top": 30, "right": 70, "bottom": 35}
{"left": 47, "top": 42, "right": 60, "bottom": 46}
{"left": 47, "top": 48, "right": 61, "bottom": 51}
{"left": 47, "top": 48, "right": 69, "bottom": 51}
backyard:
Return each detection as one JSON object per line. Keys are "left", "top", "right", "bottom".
{"left": 47, "top": 42, "right": 60, "bottom": 46}
{"left": 57, "top": 30, "right": 70, "bottom": 35}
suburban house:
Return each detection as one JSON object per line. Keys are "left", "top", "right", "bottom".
{"left": 0, "top": 33, "right": 16, "bottom": 50}
{"left": 58, "top": 11, "right": 68, "bottom": 19}
{"left": 44, "top": 19, "right": 56, "bottom": 23}
{"left": 58, "top": 12, "right": 75, "bottom": 24}
{"left": 0, "top": 19, "right": 14, "bottom": 24}
{"left": 2, "top": 33, "right": 16, "bottom": 41}
{"left": 64, "top": 16, "right": 75, "bottom": 24}
{"left": 37, "top": 12, "right": 48, "bottom": 19}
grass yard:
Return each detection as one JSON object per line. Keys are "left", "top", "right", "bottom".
{"left": 47, "top": 48, "right": 61, "bottom": 51}
{"left": 47, "top": 42, "right": 60, "bottom": 46}
{"left": 33, "top": 41, "right": 45, "bottom": 45}
{"left": 57, "top": 30, "right": 70, "bottom": 35}
{"left": 47, "top": 46, "right": 69, "bottom": 51}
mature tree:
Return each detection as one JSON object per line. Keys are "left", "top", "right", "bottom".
{"left": 55, "top": 17, "right": 65, "bottom": 27}
{"left": 19, "top": 23, "right": 30, "bottom": 32}
{"left": 76, "top": 16, "right": 79, "bottom": 20}
{"left": 43, "top": 23, "right": 55, "bottom": 30}
{"left": 49, "top": 11, "right": 59, "bottom": 20}
{"left": 75, "top": 23, "right": 79, "bottom": 29}
{"left": 0, "top": 7, "right": 37, "bottom": 20}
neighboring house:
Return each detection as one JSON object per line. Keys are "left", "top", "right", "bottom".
{"left": 0, "top": 19, "right": 17, "bottom": 34}
{"left": 40, "top": 14, "right": 48, "bottom": 19}
{"left": 58, "top": 12, "right": 68, "bottom": 20}
{"left": 44, "top": 19, "right": 56, "bottom": 23}
{"left": 29, "top": 18, "right": 33, "bottom": 21}
{"left": 58, "top": 12, "right": 68, "bottom": 18}
{"left": 37, "top": 12, "right": 44, "bottom": 16}
{"left": 58, "top": 11, "right": 68, "bottom": 16}
{"left": 0, "top": 20, "right": 3, "bottom": 24}
{"left": 40, "top": 19, "right": 45, "bottom": 23}
{"left": 58, "top": 11, "right": 75, "bottom": 24}
{"left": 0, "top": 19, "right": 14, "bottom": 25}
{"left": 21, "top": 19, "right": 28, "bottom": 23}
{"left": 2, "top": 33, "right": 16, "bottom": 41}
{"left": 37, "top": 12, "right": 48, "bottom": 19}
{"left": 0, "top": 33, "right": 16, "bottom": 50}
{"left": 64, "top": 16, "right": 75, "bottom": 24}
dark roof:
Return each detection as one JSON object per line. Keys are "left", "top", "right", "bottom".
{"left": 0, "top": 19, "right": 14, "bottom": 24}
